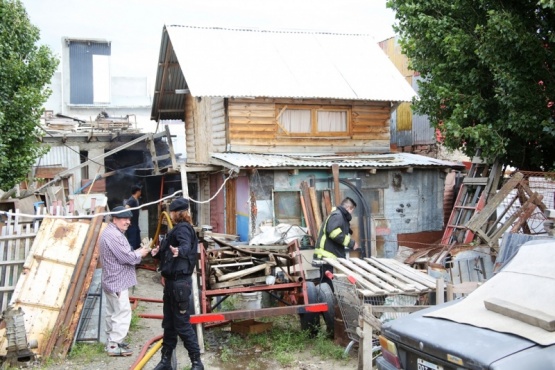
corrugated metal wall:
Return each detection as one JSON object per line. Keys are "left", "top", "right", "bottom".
{"left": 411, "top": 75, "right": 435, "bottom": 145}
{"left": 379, "top": 37, "right": 435, "bottom": 147}
{"left": 68, "top": 40, "right": 111, "bottom": 104}
{"left": 34, "top": 146, "right": 81, "bottom": 192}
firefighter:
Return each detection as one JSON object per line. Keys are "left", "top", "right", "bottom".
{"left": 312, "top": 197, "right": 359, "bottom": 288}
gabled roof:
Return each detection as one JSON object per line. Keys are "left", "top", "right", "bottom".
{"left": 152, "top": 25, "right": 417, "bottom": 121}
{"left": 210, "top": 152, "right": 464, "bottom": 172}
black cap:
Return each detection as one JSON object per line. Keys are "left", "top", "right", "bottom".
{"left": 112, "top": 206, "right": 133, "bottom": 218}
{"left": 169, "top": 197, "right": 189, "bottom": 212}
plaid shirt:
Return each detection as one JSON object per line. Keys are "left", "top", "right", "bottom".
{"left": 100, "top": 222, "right": 142, "bottom": 294}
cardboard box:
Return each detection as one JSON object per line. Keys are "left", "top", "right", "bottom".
{"left": 230, "top": 319, "right": 272, "bottom": 335}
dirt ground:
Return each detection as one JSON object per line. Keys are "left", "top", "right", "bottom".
{"left": 41, "top": 264, "right": 360, "bottom": 370}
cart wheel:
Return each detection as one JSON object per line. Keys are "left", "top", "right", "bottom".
{"left": 299, "top": 281, "right": 320, "bottom": 337}
{"left": 316, "top": 282, "right": 335, "bottom": 338}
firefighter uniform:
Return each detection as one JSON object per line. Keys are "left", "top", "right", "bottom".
{"left": 312, "top": 205, "right": 356, "bottom": 286}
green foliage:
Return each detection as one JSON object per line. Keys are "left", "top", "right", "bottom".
{"left": 387, "top": 0, "right": 555, "bottom": 170}
{"left": 0, "top": 0, "right": 58, "bottom": 189}
{"left": 129, "top": 306, "right": 142, "bottom": 331}
{"left": 214, "top": 315, "right": 350, "bottom": 368}
{"left": 67, "top": 342, "right": 105, "bottom": 361}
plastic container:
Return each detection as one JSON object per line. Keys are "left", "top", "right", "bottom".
{"left": 237, "top": 292, "right": 262, "bottom": 310}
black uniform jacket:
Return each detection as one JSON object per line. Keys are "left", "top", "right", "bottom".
{"left": 155, "top": 221, "right": 198, "bottom": 278}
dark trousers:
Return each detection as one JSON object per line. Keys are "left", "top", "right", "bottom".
{"left": 126, "top": 225, "right": 141, "bottom": 250}
{"left": 162, "top": 276, "right": 200, "bottom": 356}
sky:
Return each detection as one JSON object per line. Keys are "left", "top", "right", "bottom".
{"left": 22, "top": 0, "right": 397, "bottom": 89}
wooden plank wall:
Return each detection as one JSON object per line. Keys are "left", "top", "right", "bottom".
{"left": 185, "top": 96, "right": 226, "bottom": 164}
{"left": 211, "top": 97, "right": 226, "bottom": 153}
{"left": 228, "top": 98, "right": 392, "bottom": 153}
{"left": 185, "top": 94, "right": 196, "bottom": 162}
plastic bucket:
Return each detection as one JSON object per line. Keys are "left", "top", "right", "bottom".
{"left": 237, "top": 292, "right": 262, "bottom": 310}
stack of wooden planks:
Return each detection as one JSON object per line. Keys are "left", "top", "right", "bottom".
{"left": 324, "top": 256, "right": 437, "bottom": 297}
{"left": 299, "top": 181, "right": 333, "bottom": 241}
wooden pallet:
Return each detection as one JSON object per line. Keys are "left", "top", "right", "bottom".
{"left": 324, "top": 257, "right": 437, "bottom": 297}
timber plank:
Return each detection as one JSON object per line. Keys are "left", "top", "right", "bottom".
{"left": 229, "top": 117, "right": 277, "bottom": 125}
{"left": 465, "top": 172, "right": 524, "bottom": 232}
{"left": 336, "top": 258, "right": 400, "bottom": 293}
{"left": 350, "top": 258, "right": 418, "bottom": 292}
{"left": 324, "top": 258, "right": 387, "bottom": 295}
{"left": 363, "top": 258, "right": 431, "bottom": 291}
{"left": 484, "top": 297, "right": 555, "bottom": 331}
{"left": 374, "top": 258, "right": 437, "bottom": 289}
{"left": 228, "top": 109, "right": 276, "bottom": 117}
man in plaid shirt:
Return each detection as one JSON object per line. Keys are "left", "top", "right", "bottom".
{"left": 100, "top": 206, "right": 150, "bottom": 356}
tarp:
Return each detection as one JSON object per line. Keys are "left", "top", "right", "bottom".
{"left": 426, "top": 240, "right": 555, "bottom": 345}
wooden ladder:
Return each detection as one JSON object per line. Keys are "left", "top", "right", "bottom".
{"left": 431, "top": 152, "right": 500, "bottom": 266}
{"left": 441, "top": 156, "right": 490, "bottom": 246}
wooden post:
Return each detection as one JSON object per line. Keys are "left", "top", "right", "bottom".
{"left": 191, "top": 267, "right": 205, "bottom": 353}
{"left": 332, "top": 164, "right": 341, "bottom": 206}
{"left": 436, "top": 278, "right": 445, "bottom": 305}
{"left": 180, "top": 163, "right": 189, "bottom": 199}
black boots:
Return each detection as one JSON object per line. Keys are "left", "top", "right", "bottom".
{"left": 153, "top": 347, "right": 173, "bottom": 370}
{"left": 153, "top": 347, "right": 203, "bottom": 370}
{"left": 190, "top": 353, "right": 204, "bottom": 370}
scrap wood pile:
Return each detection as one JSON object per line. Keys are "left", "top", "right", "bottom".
{"left": 207, "top": 237, "right": 300, "bottom": 289}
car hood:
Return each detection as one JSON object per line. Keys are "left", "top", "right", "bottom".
{"left": 382, "top": 303, "right": 537, "bottom": 367}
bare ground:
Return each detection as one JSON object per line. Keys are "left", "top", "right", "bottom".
{"left": 40, "top": 265, "right": 359, "bottom": 370}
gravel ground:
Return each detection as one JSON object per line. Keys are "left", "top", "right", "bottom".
{"left": 37, "top": 265, "right": 359, "bottom": 370}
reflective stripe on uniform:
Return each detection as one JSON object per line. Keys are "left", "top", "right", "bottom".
{"left": 313, "top": 247, "right": 337, "bottom": 259}
{"left": 329, "top": 227, "right": 351, "bottom": 247}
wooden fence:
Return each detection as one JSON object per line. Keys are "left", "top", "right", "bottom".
{"left": 0, "top": 210, "right": 40, "bottom": 314}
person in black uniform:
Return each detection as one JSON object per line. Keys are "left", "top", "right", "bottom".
{"left": 312, "top": 197, "right": 360, "bottom": 288}
{"left": 125, "top": 185, "right": 142, "bottom": 250}
{"left": 151, "top": 197, "right": 204, "bottom": 370}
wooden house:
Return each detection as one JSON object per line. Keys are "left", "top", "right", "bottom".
{"left": 151, "top": 25, "right": 464, "bottom": 258}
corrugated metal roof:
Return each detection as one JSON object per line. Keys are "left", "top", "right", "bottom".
{"left": 164, "top": 25, "right": 416, "bottom": 102}
{"left": 211, "top": 152, "right": 464, "bottom": 171}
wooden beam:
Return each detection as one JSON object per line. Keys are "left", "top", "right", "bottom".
{"left": 484, "top": 297, "right": 555, "bottom": 331}
{"left": 309, "top": 187, "right": 322, "bottom": 232}
{"left": 332, "top": 164, "right": 341, "bottom": 206}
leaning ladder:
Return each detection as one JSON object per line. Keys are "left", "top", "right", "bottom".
{"left": 431, "top": 152, "right": 500, "bottom": 266}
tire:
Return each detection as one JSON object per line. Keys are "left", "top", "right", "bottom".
{"left": 299, "top": 281, "right": 320, "bottom": 337}
{"left": 316, "top": 282, "right": 335, "bottom": 338}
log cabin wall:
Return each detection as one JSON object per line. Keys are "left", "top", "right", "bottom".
{"left": 185, "top": 95, "right": 227, "bottom": 162}
{"left": 228, "top": 98, "right": 392, "bottom": 154}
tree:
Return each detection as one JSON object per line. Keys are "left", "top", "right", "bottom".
{"left": 0, "top": 0, "right": 58, "bottom": 190}
{"left": 387, "top": 0, "right": 555, "bottom": 171}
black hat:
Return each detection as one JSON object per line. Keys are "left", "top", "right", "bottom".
{"left": 112, "top": 206, "right": 133, "bottom": 218}
{"left": 169, "top": 197, "right": 189, "bottom": 212}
